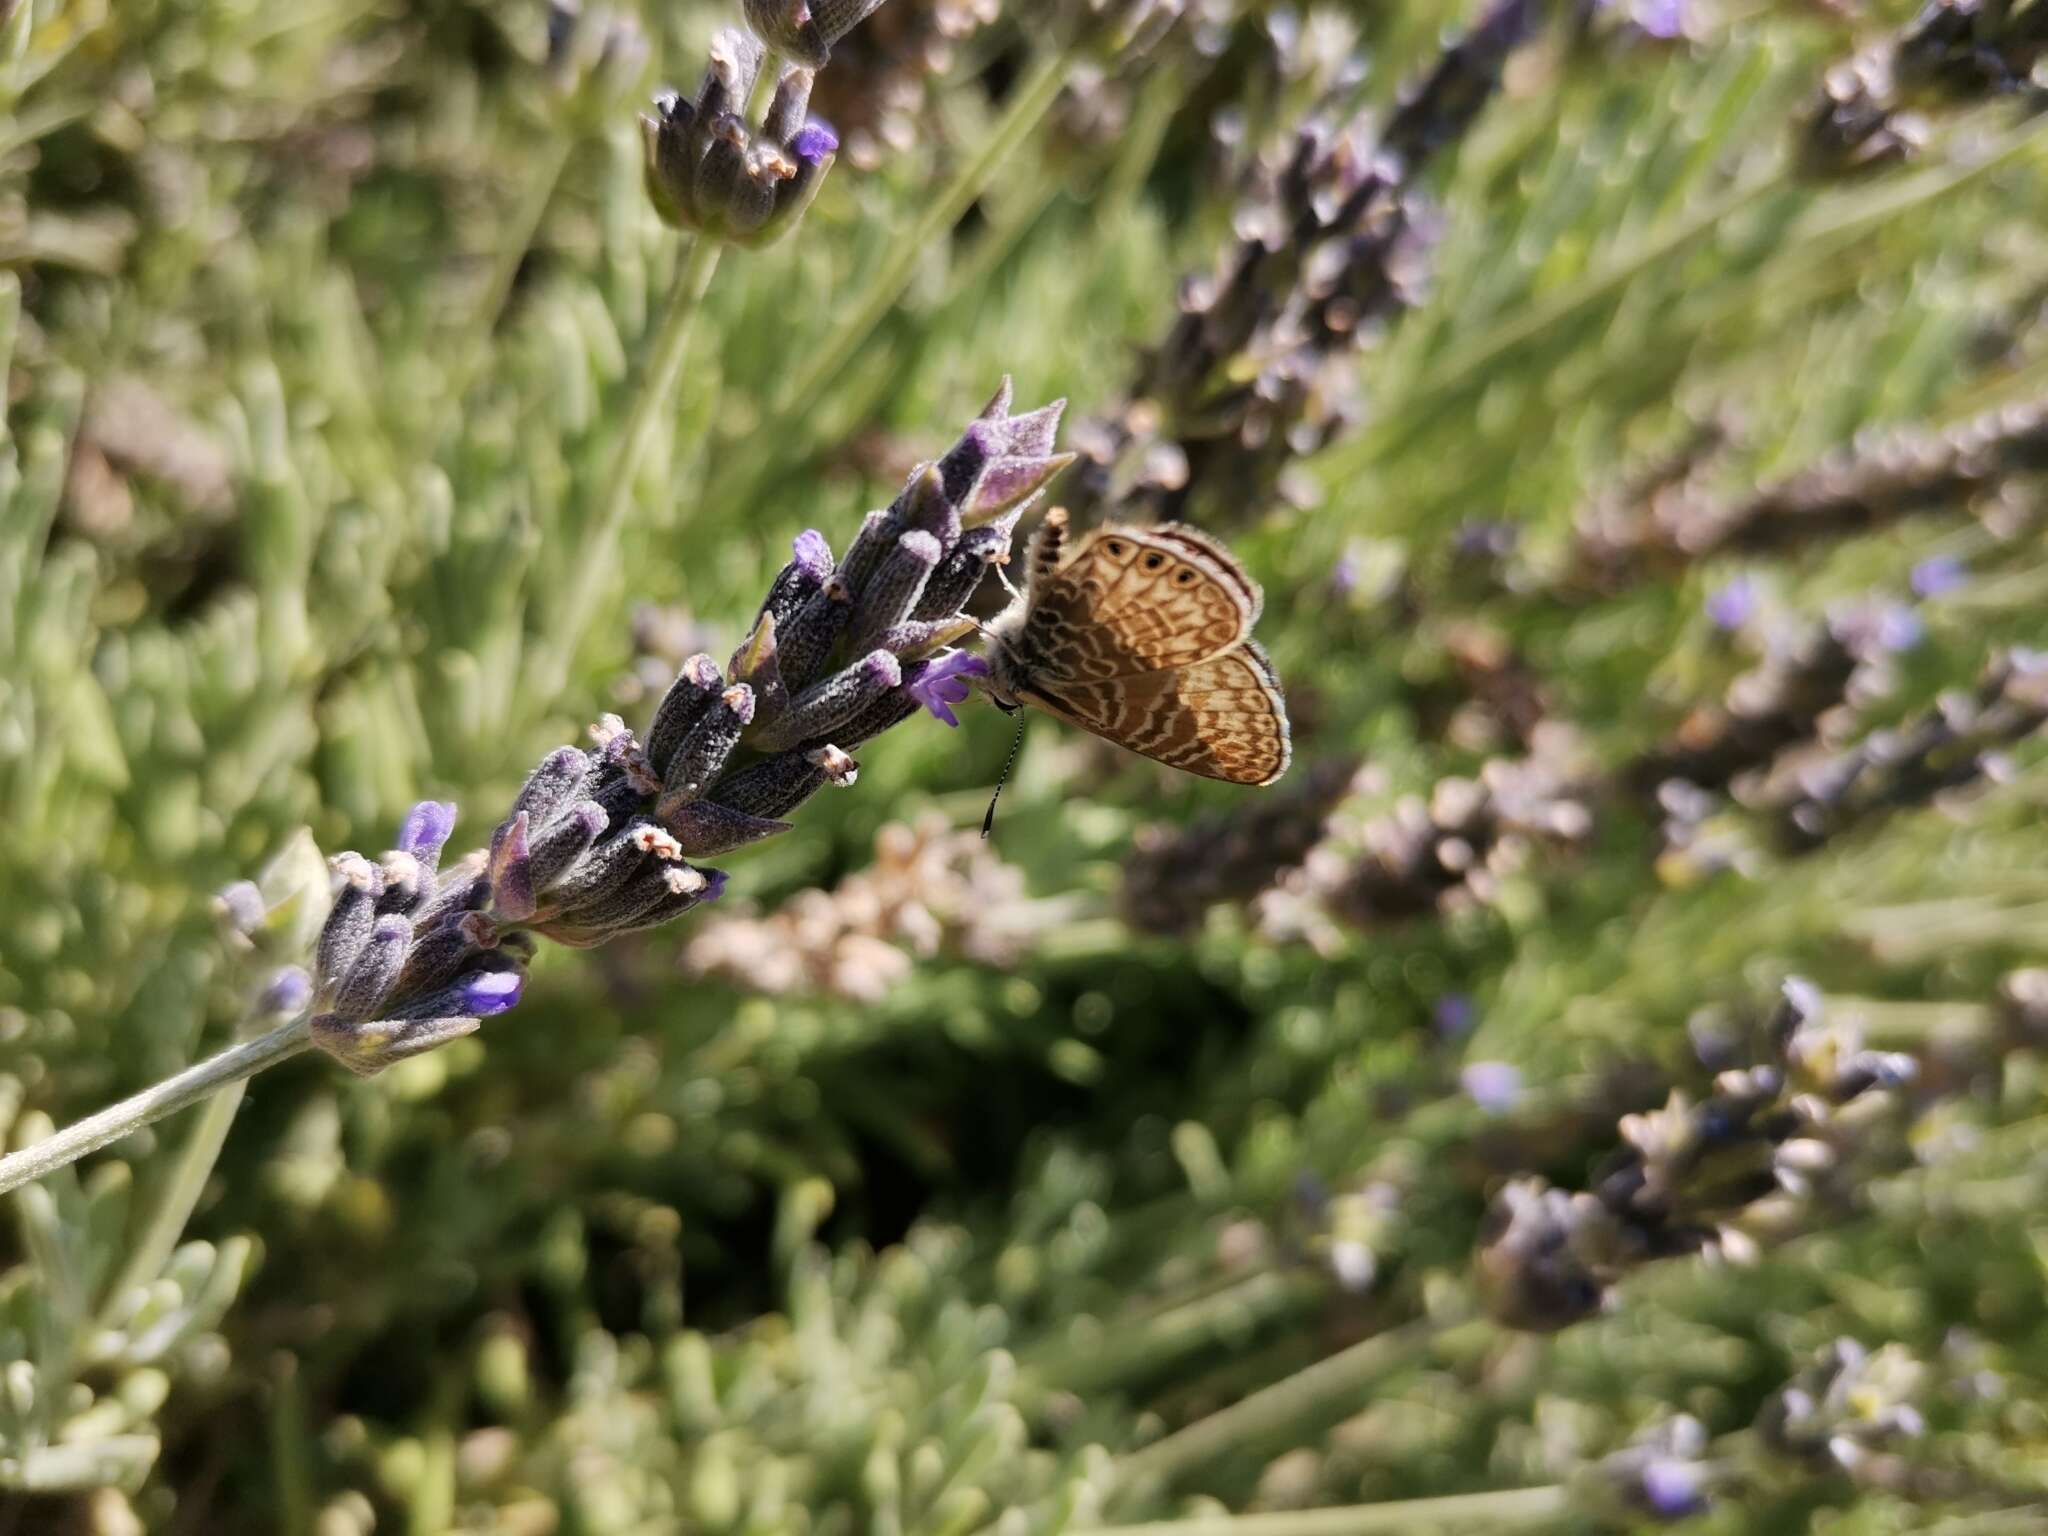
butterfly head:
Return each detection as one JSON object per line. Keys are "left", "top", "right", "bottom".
{"left": 978, "top": 604, "right": 1034, "bottom": 711}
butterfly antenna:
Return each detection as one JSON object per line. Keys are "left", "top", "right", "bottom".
{"left": 982, "top": 712, "right": 1028, "bottom": 839}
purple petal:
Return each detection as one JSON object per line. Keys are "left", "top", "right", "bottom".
{"left": 1461, "top": 1061, "right": 1523, "bottom": 1114}
{"left": 906, "top": 651, "right": 990, "bottom": 728}
{"left": 792, "top": 529, "right": 833, "bottom": 582}
{"left": 791, "top": 120, "right": 838, "bottom": 164}
{"left": 398, "top": 801, "right": 458, "bottom": 860}
{"left": 458, "top": 969, "right": 525, "bottom": 1017}
{"left": 260, "top": 966, "right": 314, "bottom": 1015}
{"left": 1633, "top": 0, "right": 1688, "bottom": 40}
{"left": 1433, "top": 993, "right": 1476, "bottom": 1041}
{"left": 1910, "top": 555, "right": 1966, "bottom": 598}
{"left": 700, "top": 868, "right": 730, "bottom": 903}
{"left": 1638, "top": 1458, "right": 1709, "bottom": 1518}
{"left": 1874, "top": 602, "right": 1925, "bottom": 653}
{"left": 1705, "top": 575, "right": 1758, "bottom": 632}
{"left": 217, "top": 880, "right": 266, "bottom": 935}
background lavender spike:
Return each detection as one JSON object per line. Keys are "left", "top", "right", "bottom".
{"left": 1063, "top": 0, "right": 1546, "bottom": 527}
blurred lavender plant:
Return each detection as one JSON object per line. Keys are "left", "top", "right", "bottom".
{"left": 1121, "top": 754, "right": 1366, "bottom": 936}
{"left": 1256, "top": 726, "right": 1597, "bottom": 952}
{"left": 682, "top": 812, "right": 1081, "bottom": 1000}
{"left": 808, "top": 0, "right": 1001, "bottom": 169}
{"left": 1477, "top": 979, "right": 1918, "bottom": 1332}
{"left": 1065, "top": 0, "right": 1546, "bottom": 527}
{"left": 1804, "top": 0, "right": 2048, "bottom": 176}
{"left": 1573, "top": 394, "right": 2048, "bottom": 586}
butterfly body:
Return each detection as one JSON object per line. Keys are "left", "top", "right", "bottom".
{"left": 983, "top": 510, "right": 1291, "bottom": 786}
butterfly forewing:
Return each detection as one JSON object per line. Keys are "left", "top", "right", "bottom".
{"left": 1023, "top": 525, "right": 1257, "bottom": 682}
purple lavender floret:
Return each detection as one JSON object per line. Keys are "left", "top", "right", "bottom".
{"left": 1637, "top": 1458, "right": 1710, "bottom": 1519}
{"left": 1434, "top": 993, "right": 1477, "bottom": 1041}
{"left": 260, "top": 966, "right": 314, "bottom": 1016}
{"left": 1910, "top": 555, "right": 1967, "bottom": 598}
{"left": 1461, "top": 1060, "right": 1524, "bottom": 1114}
{"left": 907, "top": 651, "right": 991, "bottom": 728}
{"left": 1705, "top": 574, "right": 1759, "bottom": 632}
{"left": 792, "top": 528, "right": 835, "bottom": 581}
{"left": 1631, "top": 0, "right": 1688, "bottom": 41}
{"left": 459, "top": 969, "right": 525, "bottom": 1017}
{"left": 792, "top": 121, "right": 839, "bottom": 164}
{"left": 398, "top": 800, "right": 458, "bottom": 861}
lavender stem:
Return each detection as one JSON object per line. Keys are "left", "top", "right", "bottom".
{"left": 0, "top": 1015, "right": 311, "bottom": 1198}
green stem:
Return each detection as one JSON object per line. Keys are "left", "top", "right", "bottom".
{"left": 539, "top": 235, "right": 724, "bottom": 703}
{"left": 0, "top": 1016, "right": 311, "bottom": 1199}
{"left": 772, "top": 45, "right": 1079, "bottom": 419}
{"left": 1066, "top": 1486, "right": 1571, "bottom": 1536}
{"left": 95, "top": 1023, "right": 259, "bottom": 1323}
{"left": 1113, "top": 1315, "right": 1457, "bottom": 1494}
{"left": 1026, "top": 1269, "right": 1325, "bottom": 1401}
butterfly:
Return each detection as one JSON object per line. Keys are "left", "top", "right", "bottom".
{"left": 981, "top": 509, "right": 1291, "bottom": 787}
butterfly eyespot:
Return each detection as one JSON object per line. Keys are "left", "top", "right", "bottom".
{"left": 1106, "top": 540, "right": 1125, "bottom": 556}
{"left": 1174, "top": 569, "right": 1197, "bottom": 586}
{"left": 1143, "top": 553, "right": 1166, "bottom": 571}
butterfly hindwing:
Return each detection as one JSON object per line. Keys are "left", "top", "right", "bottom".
{"left": 1026, "top": 640, "right": 1290, "bottom": 786}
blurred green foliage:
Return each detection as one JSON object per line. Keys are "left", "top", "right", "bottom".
{"left": 7, "top": 0, "right": 2048, "bottom": 1530}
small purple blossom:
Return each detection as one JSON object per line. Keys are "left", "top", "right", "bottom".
{"left": 1705, "top": 574, "right": 1759, "bottom": 632}
{"left": 1910, "top": 555, "right": 1967, "bottom": 599}
{"left": 1637, "top": 1458, "right": 1710, "bottom": 1519}
{"left": 459, "top": 970, "right": 525, "bottom": 1017}
{"left": 792, "top": 528, "right": 834, "bottom": 582}
{"left": 260, "top": 966, "right": 314, "bottom": 1016}
{"left": 792, "top": 121, "right": 838, "bottom": 165}
{"left": 907, "top": 650, "right": 990, "bottom": 728}
{"left": 701, "top": 869, "right": 730, "bottom": 904}
{"left": 1870, "top": 601, "right": 1925, "bottom": 654}
{"left": 1330, "top": 544, "right": 1362, "bottom": 598}
{"left": 216, "top": 880, "right": 266, "bottom": 936}
{"left": 1461, "top": 1060, "right": 1524, "bottom": 1114}
{"left": 1433, "top": 993, "right": 1477, "bottom": 1041}
{"left": 399, "top": 801, "right": 458, "bottom": 861}
{"left": 1631, "top": 0, "right": 1688, "bottom": 40}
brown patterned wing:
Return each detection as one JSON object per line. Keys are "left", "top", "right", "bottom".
{"left": 1023, "top": 641, "right": 1291, "bottom": 786}
{"left": 1021, "top": 523, "right": 1260, "bottom": 683}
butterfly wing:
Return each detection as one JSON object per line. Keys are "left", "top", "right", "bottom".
{"left": 1020, "top": 523, "right": 1260, "bottom": 683}
{"left": 1023, "top": 641, "right": 1291, "bottom": 786}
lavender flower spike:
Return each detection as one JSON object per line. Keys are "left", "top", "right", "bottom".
{"left": 907, "top": 651, "right": 989, "bottom": 728}
{"left": 294, "top": 388, "right": 1053, "bottom": 1071}
{"left": 641, "top": 28, "right": 839, "bottom": 248}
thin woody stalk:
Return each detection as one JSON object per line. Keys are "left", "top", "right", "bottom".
{"left": 0, "top": 1017, "right": 312, "bottom": 1199}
